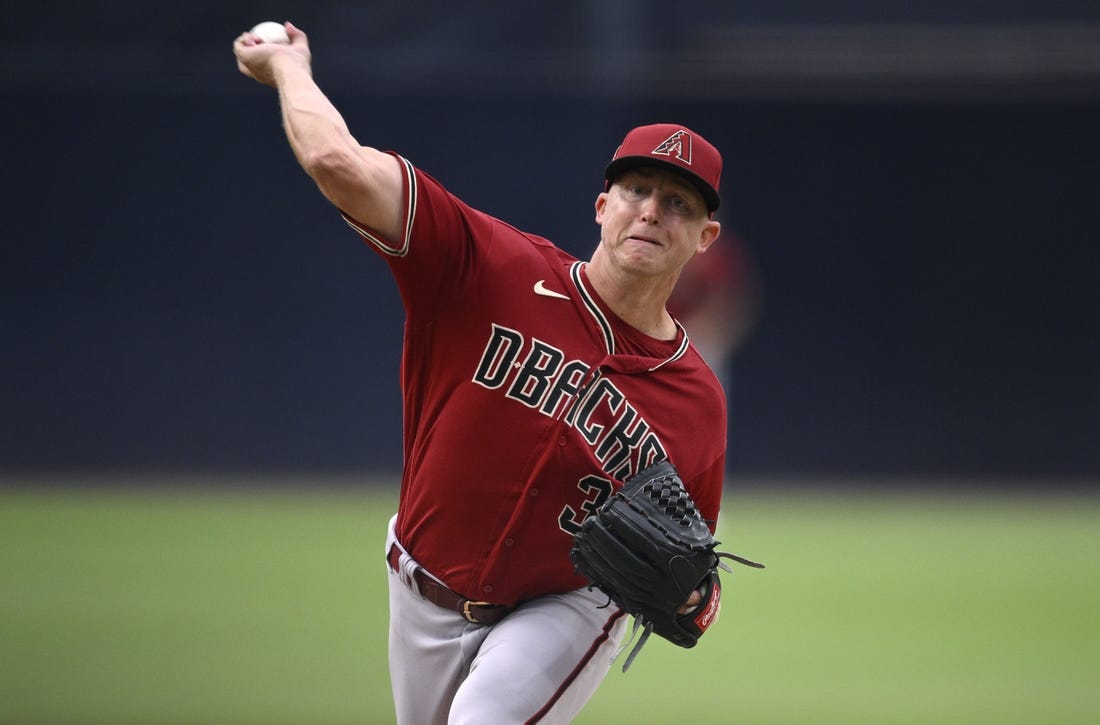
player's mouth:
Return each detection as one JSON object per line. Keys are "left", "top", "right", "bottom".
{"left": 625, "top": 234, "right": 662, "bottom": 246}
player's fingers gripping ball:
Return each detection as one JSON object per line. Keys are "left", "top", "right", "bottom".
{"left": 570, "top": 460, "right": 764, "bottom": 670}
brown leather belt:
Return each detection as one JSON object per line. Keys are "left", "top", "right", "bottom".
{"left": 387, "top": 544, "right": 512, "bottom": 626}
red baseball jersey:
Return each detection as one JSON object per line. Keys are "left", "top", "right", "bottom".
{"left": 342, "top": 154, "right": 728, "bottom": 606}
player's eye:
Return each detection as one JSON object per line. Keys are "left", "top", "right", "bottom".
{"left": 669, "top": 196, "right": 692, "bottom": 214}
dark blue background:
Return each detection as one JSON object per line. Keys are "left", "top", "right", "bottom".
{"left": 3, "top": 2, "right": 1098, "bottom": 482}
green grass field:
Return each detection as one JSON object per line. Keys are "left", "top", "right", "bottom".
{"left": 1, "top": 479, "right": 1097, "bottom": 724}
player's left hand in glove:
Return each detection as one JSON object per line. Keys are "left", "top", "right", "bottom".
{"left": 569, "top": 459, "right": 763, "bottom": 671}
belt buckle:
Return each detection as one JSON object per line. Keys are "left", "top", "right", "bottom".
{"left": 462, "top": 600, "right": 494, "bottom": 624}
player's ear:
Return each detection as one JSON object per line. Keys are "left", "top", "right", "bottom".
{"left": 696, "top": 219, "right": 721, "bottom": 253}
{"left": 594, "top": 193, "right": 608, "bottom": 224}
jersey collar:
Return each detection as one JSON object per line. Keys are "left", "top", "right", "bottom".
{"left": 569, "top": 261, "right": 691, "bottom": 372}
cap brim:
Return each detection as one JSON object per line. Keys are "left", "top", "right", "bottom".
{"left": 605, "top": 156, "right": 720, "bottom": 212}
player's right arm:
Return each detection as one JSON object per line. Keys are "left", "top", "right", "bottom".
{"left": 233, "top": 22, "right": 403, "bottom": 242}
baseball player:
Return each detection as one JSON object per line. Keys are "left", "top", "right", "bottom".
{"left": 235, "top": 22, "right": 730, "bottom": 725}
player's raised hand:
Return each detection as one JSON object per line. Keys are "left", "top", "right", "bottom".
{"left": 233, "top": 22, "right": 312, "bottom": 88}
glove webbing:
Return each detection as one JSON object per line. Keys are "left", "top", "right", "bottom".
{"left": 642, "top": 478, "right": 700, "bottom": 530}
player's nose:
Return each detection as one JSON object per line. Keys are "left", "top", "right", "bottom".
{"left": 638, "top": 194, "right": 662, "bottom": 224}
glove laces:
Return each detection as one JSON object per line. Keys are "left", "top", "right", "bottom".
{"left": 612, "top": 618, "right": 655, "bottom": 673}
{"left": 717, "top": 551, "right": 765, "bottom": 571}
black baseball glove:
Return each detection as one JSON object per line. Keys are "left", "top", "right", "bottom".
{"left": 570, "top": 460, "right": 763, "bottom": 670}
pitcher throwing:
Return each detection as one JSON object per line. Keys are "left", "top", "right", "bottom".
{"left": 235, "top": 21, "right": 756, "bottom": 725}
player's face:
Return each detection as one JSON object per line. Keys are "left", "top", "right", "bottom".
{"left": 595, "top": 168, "right": 720, "bottom": 278}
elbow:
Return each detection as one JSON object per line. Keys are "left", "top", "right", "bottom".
{"left": 300, "top": 144, "right": 367, "bottom": 209}
{"left": 296, "top": 142, "right": 399, "bottom": 225}
{"left": 299, "top": 144, "right": 355, "bottom": 186}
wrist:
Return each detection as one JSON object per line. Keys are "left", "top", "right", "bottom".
{"left": 268, "top": 51, "right": 312, "bottom": 88}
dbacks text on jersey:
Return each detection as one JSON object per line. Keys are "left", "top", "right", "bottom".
{"left": 472, "top": 324, "right": 666, "bottom": 481}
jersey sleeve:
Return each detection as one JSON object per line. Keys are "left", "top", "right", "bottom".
{"left": 686, "top": 451, "right": 726, "bottom": 534}
{"left": 340, "top": 153, "right": 499, "bottom": 324}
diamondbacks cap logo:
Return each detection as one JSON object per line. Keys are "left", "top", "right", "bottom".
{"left": 651, "top": 130, "right": 692, "bottom": 166}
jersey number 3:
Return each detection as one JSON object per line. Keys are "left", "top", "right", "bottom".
{"left": 558, "top": 475, "right": 613, "bottom": 535}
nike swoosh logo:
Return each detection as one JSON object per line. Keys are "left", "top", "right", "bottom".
{"left": 533, "top": 280, "right": 570, "bottom": 300}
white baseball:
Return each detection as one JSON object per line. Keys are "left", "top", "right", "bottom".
{"left": 250, "top": 21, "right": 289, "bottom": 45}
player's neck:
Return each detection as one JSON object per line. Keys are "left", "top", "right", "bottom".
{"left": 583, "top": 260, "right": 678, "bottom": 341}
